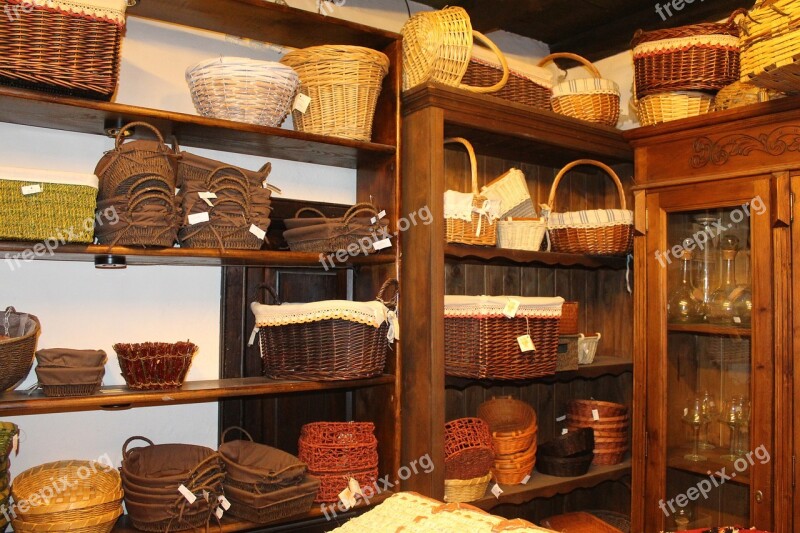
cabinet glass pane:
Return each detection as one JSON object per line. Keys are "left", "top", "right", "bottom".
{"left": 663, "top": 207, "right": 752, "bottom": 530}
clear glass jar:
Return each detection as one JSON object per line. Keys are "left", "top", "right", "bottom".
{"left": 706, "top": 235, "right": 739, "bottom": 325}
{"left": 667, "top": 243, "right": 704, "bottom": 324}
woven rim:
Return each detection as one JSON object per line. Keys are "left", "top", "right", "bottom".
{"left": 632, "top": 14, "right": 739, "bottom": 46}
{"left": 12, "top": 461, "right": 121, "bottom": 515}
{"left": 12, "top": 506, "right": 122, "bottom": 532}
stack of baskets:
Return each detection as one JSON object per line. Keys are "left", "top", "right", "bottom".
{"left": 477, "top": 398, "right": 538, "bottom": 485}
{"left": 113, "top": 341, "right": 198, "bottom": 391}
{"left": 34, "top": 349, "right": 106, "bottom": 397}
{"left": 219, "top": 427, "right": 319, "bottom": 524}
{"left": 121, "top": 437, "right": 225, "bottom": 532}
{"left": 94, "top": 122, "right": 180, "bottom": 248}
{"left": 11, "top": 460, "right": 123, "bottom": 533}
{"left": 250, "top": 279, "right": 397, "bottom": 381}
{"left": 0, "top": 306, "right": 39, "bottom": 392}
{"left": 186, "top": 57, "right": 300, "bottom": 127}
{"left": 632, "top": 13, "right": 740, "bottom": 125}
{"left": 536, "top": 427, "right": 595, "bottom": 477}
{"left": 443, "top": 418, "right": 495, "bottom": 502}
{"left": 282, "top": 203, "right": 388, "bottom": 255}
{"left": 444, "top": 295, "right": 563, "bottom": 380}
{"left": 566, "top": 400, "right": 629, "bottom": 465}
{"left": 0, "top": 422, "right": 17, "bottom": 530}
{"left": 298, "top": 422, "right": 379, "bottom": 504}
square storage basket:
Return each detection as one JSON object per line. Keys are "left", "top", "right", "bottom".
{"left": 444, "top": 295, "right": 563, "bottom": 380}
{"left": 0, "top": 167, "right": 98, "bottom": 243}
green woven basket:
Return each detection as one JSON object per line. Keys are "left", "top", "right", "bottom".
{"left": 0, "top": 423, "right": 18, "bottom": 459}
{"left": 0, "top": 169, "right": 98, "bottom": 243}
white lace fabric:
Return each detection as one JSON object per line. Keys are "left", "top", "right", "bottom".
{"left": 20, "top": 0, "right": 128, "bottom": 25}
{"left": 251, "top": 300, "right": 389, "bottom": 329}
{"left": 444, "top": 295, "right": 564, "bottom": 318}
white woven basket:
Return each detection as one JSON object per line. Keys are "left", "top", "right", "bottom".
{"left": 497, "top": 219, "right": 546, "bottom": 252}
{"left": 480, "top": 168, "right": 536, "bottom": 218}
{"left": 577, "top": 333, "right": 601, "bottom": 365}
{"left": 186, "top": 57, "right": 299, "bottom": 127}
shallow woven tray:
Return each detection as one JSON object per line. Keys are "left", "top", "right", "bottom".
{"left": 443, "top": 473, "right": 491, "bottom": 503}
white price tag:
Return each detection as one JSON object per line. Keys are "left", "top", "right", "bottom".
{"left": 202, "top": 490, "right": 209, "bottom": 501}
{"left": 215, "top": 507, "right": 224, "bottom": 519}
{"left": 348, "top": 478, "right": 363, "bottom": 497}
{"left": 592, "top": 409, "right": 600, "bottom": 421}
{"left": 188, "top": 212, "right": 210, "bottom": 225}
{"left": 12, "top": 434, "right": 18, "bottom": 455}
{"left": 218, "top": 495, "right": 231, "bottom": 511}
{"left": 249, "top": 224, "right": 267, "bottom": 241}
{"left": 521, "top": 475, "right": 531, "bottom": 485}
{"left": 733, "top": 316, "right": 742, "bottom": 324}
{"left": 556, "top": 415, "right": 566, "bottom": 422}
{"left": 21, "top": 184, "right": 42, "bottom": 195}
{"left": 502, "top": 298, "right": 520, "bottom": 318}
{"left": 178, "top": 484, "right": 197, "bottom": 504}
{"left": 373, "top": 238, "right": 392, "bottom": 250}
{"left": 491, "top": 483, "right": 504, "bottom": 498}
{"left": 371, "top": 210, "right": 387, "bottom": 223}
{"left": 338, "top": 488, "right": 357, "bottom": 510}
{"left": 562, "top": 428, "right": 569, "bottom": 435}
{"left": 293, "top": 93, "right": 312, "bottom": 113}
{"left": 247, "top": 326, "right": 259, "bottom": 347}
{"left": 517, "top": 334, "right": 535, "bottom": 353}
{"left": 198, "top": 191, "right": 217, "bottom": 207}
{"left": 684, "top": 407, "right": 688, "bottom": 417}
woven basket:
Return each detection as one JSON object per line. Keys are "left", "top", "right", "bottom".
{"left": 0, "top": 0, "right": 125, "bottom": 100}
{"left": 539, "top": 53, "right": 620, "bottom": 127}
{"left": 114, "top": 342, "right": 197, "bottom": 391}
{"left": 445, "top": 137, "right": 497, "bottom": 246}
{"left": 186, "top": 57, "right": 299, "bottom": 127}
{"left": 443, "top": 473, "right": 491, "bottom": 503}
{"left": 219, "top": 427, "right": 307, "bottom": 490}
{"left": 480, "top": 168, "right": 536, "bottom": 219}
{"left": 538, "top": 427, "right": 595, "bottom": 458}
{"left": 283, "top": 203, "right": 387, "bottom": 255}
{"left": 592, "top": 448, "right": 627, "bottom": 466}
{"left": 35, "top": 366, "right": 105, "bottom": 398}
{"left": 715, "top": 80, "right": 784, "bottom": 110}
{"left": 280, "top": 45, "right": 389, "bottom": 142}
{"left": 477, "top": 397, "right": 538, "bottom": 456}
{"left": 496, "top": 218, "right": 546, "bottom": 252}
{"left": 568, "top": 399, "right": 628, "bottom": 418}
{"left": 12, "top": 507, "right": 122, "bottom": 533}
{"left": 463, "top": 57, "right": 552, "bottom": 110}
{"left": 401, "top": 6, "right": 509, "bottom": 93}
{"left": 535, "top": 450, "right": 593, "bottom": 477}
{"left": 444, "top": 418, "right": 495, "bottom": 480}
{"left": 0, "top": 306, "right": 39, "bottom": 391}
{"left": 637, "top": 91, "right": 715, "bottom": 126}
{"left": 0, "top": 423, "right": 18, "bottom": 459}
{"left": 577, "top": 333, "right": 602, "bottom": 365}
{"left": 252, "top": 278, "right": 397, "bottom": 381}
{"left": 544, "top": 160, "right": 633, "bottom": 256}
{"left": 559, "top": 302, "right": 579, "bottom": 335}
{"left": 444, "top": 295, "right": 563, "bottom": 380}
{"left": 632, "top": 13, "right": 741, "bottom": 98}
{"left": 298, "top": 422, "right": 378, "bottom": 474}
{"left": 224, "top": 479, "right": 318, "bottom": 524}
{"left": 738, "top": 0, "right": 800, "bottom": 93}
{"left": 311, "top": 468, "right": 378, "bottom": 504}
{"left": 121, "top": 437, "right": 223, "bottom": 490}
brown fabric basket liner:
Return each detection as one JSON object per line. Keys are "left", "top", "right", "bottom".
{"left": 223, "top": 476, "right": 320, "bottom": 507}
{"left": 219, "top": 436, "right": 307, "bottom": 486}
{"left": 122, "top": 437, "right": 220, "bottom": 487}
{"left": 35, "top": 365, "right": 104, "bottom": 385}
{"left": 538, "top": 428, "right": 595, "bottom": 458}
{"left": 283, "top": 203, "right": 388, "bottom": 254}
{"left": 175, "top": 149, "right": 272, "bottom": 190}
{"left": 35, "top": 349, "right": 107, "bottom": 367}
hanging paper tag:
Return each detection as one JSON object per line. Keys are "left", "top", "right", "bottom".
{"left": 592, "top": 409, "right": 600, "bottom": 421}
{"left": 517, "top": 334, "right": 535, "bottom": 353}
{"left": 293, "top": 93, "right": 311, "bottom": 113}
{"left": 178, "top": 484, "right": 197, "bottom": 504}
{"left": 387, "top": 310, "right": 400, "bottom": 342}
{"left": 202, "top": 490, "right": 209, "bottom": 501}
{"left": 188, "top": 212, "right": 210, "bottom": 225}
{"left": 175, "top": 188, "right": 180, "bottom": 196}
{"left": 556, "top": 415, "right": 566, "bottom": 422}
{"left": 199, "top": 191, "right": 217, "bottom": 207}
{"left": 338, "top": 488, "right": 356, "bottom": 510}
{"left": 373, "top": 238, "right": 392, "bottom": 250}
{"left": 249, "top": 224, "right": 267, "bottom": 241}
{"left": 247, "top": 326, "right": 259, "bottom": 347}
{"left": 348, "top": 478, "right": 363, "bottom": 497}
{"left": 521, "top": 474, "right": 531, "bottom": 485}
{"left": 215, "top": 507, "right": 224, "bottom": 519}
{"left": 491, "top": 483, "right": 504, "bottom": 498}
{"left": 562, "top": 428, "right": 569, "bottom": 435}
{"left": 683, "top": 407, "right": 688, "bottom": 417}
{"left": 218, "top": 495, "right": 231, "bottom": 511}
{"left": 12, "top": 434, "right": 18, "bottom": 455}
{"left": 502, "top": 298, "right": 520, "bottom": 318}
{"left": 371, "top": 210, "right": 387, "bottom": 224}
{"left": 21, "top": 184, "right": 42, "bottom": 196}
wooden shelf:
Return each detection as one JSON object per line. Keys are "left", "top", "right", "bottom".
{"left": 668, "top": 323, "right": 751, "bottom": 337}
{"left": 667, "top": 447, "right": 750, "bottom": 486}
{"left": 129, "top": 0, "right": 399, "bottom": 50}
{"left": 445, "top": 244, "right": 628, "bottom": 270}
{"left": 0, "top": 375, "right": 395, "bottom": 416}
{"left": 472, "top": 459, "right": 631, "bottom": 511}
{"left": 403, "top": 84, "right": 632, "bottom": 166}
{"left": 0, "top": 87, "right": 395, "bottom": 169}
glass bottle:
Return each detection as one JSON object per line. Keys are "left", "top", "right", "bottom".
{"left": 692, "top": 215, "right": 720, "bottom": 317}
{"left": 706, "top": 235, "right": 740, "bottom": 325}
{"left": 667, "top": 242, "right": 704, "bottom": 323}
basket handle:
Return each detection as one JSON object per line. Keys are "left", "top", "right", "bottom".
{"left": 343, "top": 202, "right": 380, "bottom": 221}
{"left": 115, "top": 122, "right": 166, "bottom": 149}
{"left": 205, "top": 166, "right": 250, "bottom": 189}
{"left": 122, "top": 436, "right": 154, "bottom": 458}
{"left": 444, "top": 137, "right": 478, "bottom": 195}
{"left": 537, "top": 52, "right": 601, "bottom": 79}
{"left": 256, "top": 284, "right": 282, "bottom": 305}
{"left": 343, "top": 207, "right": 382, "bottom": 226}
{"left": 293, "top": 207, "right": 328, "bottom": 219}
{"left": 221, "top": 426, "right": 255, "bottom": 444}
{"left": 376, "top": 278, "right": 399, "bottom": 310}
{"left": 128, "top": 188, "right": 177, "bottom": 215}
{"left": 458, "top": 31, "right": 510, "bottom": 94}
{"left": 545, "top": 159, "right": 627, "bottom": 212}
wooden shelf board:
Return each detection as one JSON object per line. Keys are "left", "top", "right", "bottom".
{"left": 403, "top": 84, "right": 633, "bottom": 165}
{"left": 0, "top": 375, "right": 395, "bottom": 415}
{"left": 667, "top": 448, "right": 750, "bottom": 486}
{"left": 0, "top": 87, "right": 395, "bottom": 169}
{"left": 668, "top": 323, "right": 751, "bottom": 337}
{"left": 472, "top": 459, "right": 631, "bottom": 511}
{"left": 129, "top": 0, "right": 399, "bottom": 50}
{"left": 445, "top": 244, "right": 627, "bottom": 270}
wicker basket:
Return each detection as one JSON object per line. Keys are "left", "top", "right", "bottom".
{"left": 737, "top": 0, "right": 800, "bottom": 93}
{"left": 219, "top": 427, "right": 307, "bottom": 491}
{"left": 538, "top": 427, "right": 595, "bottom": 458}
{"left": 224, "top": 478, "right": 319, "bottom": 524}
{"left": 0, "top": 0, "right": 125, "bottom": 100}
{"left": 35, "top": 366, "right": 105, "bottom": 398}
{"left": 311, "top": 468, "right": 378, "bottom": 504}
{"left": 637, "top": 91, "right": 715, "bottom": 126}
{"left": 0, "top": 423, "right": 18, "bottom": 459}
{"left": 535, "top": 450, "right": 593, "bottom": 477}
{"left": 0, "top": 306, "right": 39, "bottom": 391}
{"left": 559, "top": 302, "right": 579, "bottom": 335}
{"left": 543, "top": 160, "right": 633, "bottom": 256}
{"left": 445, "top": 137, "right": 498, "bottom": 246}
{"left": 477, "top": 397, "right": 538, "bottom": 456}
{"left": 463, "top": 56, "right": 553, "bottom": 110}
{"left": 326, "top": 492, "right": 445, "bottom": 532}
{"left": 251, "top": 278, "right": 397, "bottom": 381}
{"left": 480, "top": 168, "right": 536, "bottom": 219}
{"left": 496, "top": 218, "right": 546, "bottom": 252}
{"left": 283, "top": 203, "right": 387, "bottom": 255}
{"left": 577, "top": 333, "right": 602, "bottom": 365}
{"left": 444, "top": 418, "right": 495, "bottom": 480}
{"left": 298, "top": 422, "right": 378, "bottom": 474}
{"left": 280, "top": 45, "right": 389, "bottom": 142}
{"left": 539, "top": 53, "right": 620, "bottom": 127}
{"left": 186, "top": 57, "right": 299, "bottom": 127}
{"left": 632, "top": 13, "right": 740, "bottom": 98}
{"left": 715, "top": 80, "right": 784, "bottom": 111}
{"left": 568, "top": 399, "right": 628, "bottom": 418}
{"left": 444, "top": 295, "right": 563, "bottom": 380}
{"left": 401, "top": 6, "right": 509, "bottom": 93}
{"left": 12, "top": 507, "right": 122, "bottom": 533}
{"left": 113, "top": 342, "right": 198, "bottom": 391}
{"left": 443, "top": 473, "right": 491, "bottom": 503}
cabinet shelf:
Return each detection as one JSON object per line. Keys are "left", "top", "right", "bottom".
{"left": 472, "top": 459, "right": 631, "bottom": 511}
{"left": 445, "top": 244, "right": 628, "bottom": 269}
{"left": 0, "top": 375, "right": 395, "bottom": 416}
{"left": 0, "top": 87, "right": 395, "bottom": 169}
{"left": 667, "top": 324, "right": 751, "bottom": 337}
{"left": 667, "top": 448, "right": 750, "bottom": 486}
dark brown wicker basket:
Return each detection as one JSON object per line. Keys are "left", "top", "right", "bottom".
{"left": 462, "top": 58, "right": 552, "bottom": 111}
{"left": 114, "top": 342, "right": 197, "bottom": 391}
{"left": 535, "top": 450, "right": 593, "bottom": 477}
{"left": 219, "top": 427, "right": 307, "bottom": 490}
{"left": 224, "top": 479, "right": 318, "bottom": 524}
{"left": 0, "top": 307, "right": 39, "bottom": 392}
{"left": 537, "top": 427, "right": 594, "bottom": 458}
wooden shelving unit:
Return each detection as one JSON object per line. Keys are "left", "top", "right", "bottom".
{"left": 667, "top": 448, "right": 750, "bottom": 486}
{"left": 445, "top": 244, "right": 627, "bottom": 269}
{"left": 668, "top": 323, "right": 752, "bottom": 337}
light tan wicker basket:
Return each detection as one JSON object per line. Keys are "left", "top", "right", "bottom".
{"left": 715, "top": 80, "right": 784, "bottom": 111}
{"left": 737, "top": 0, "right": 800, "bottom": 93}
{"left": 444, "top": 473, "right": 491, "bottom": 503}
{"left": 497, "top": 218, "right": 546, "bottom": 252}
{"left": 539, "top": 53, "right": 620, "bottom": 127}
{"left": 444, "top": 137, "right": 497, "bottom": 246}
{"left": 280, "top": 45, "right": 389, "bottom": 141}
{"left": 637, "top": 91, "right": 714, "bottom": 126}
{"left": 401, "top": 6, "right": 509, "bottom": 93}
{"left": 480, "top": 168, "right": 536, "bottom": 219}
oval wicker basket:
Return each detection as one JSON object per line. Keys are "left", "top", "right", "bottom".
{"left": 186, "top": 57, "right": 299, "bottom": 127}
{"left": 401, "top": 6, "right": 509, "bottom": 93}
{"left": 280, "top": 45, "right": 389, "bottom": 142}
{"left": 444, "top": 137, "right": 497, "bottom": 246}
{"left": 443, "top": 473, "right": 491, "bottom": 503}
{"left": 637, "top": 91, "right": 715, "bottom": 127}
{"left": 0, "top": 306, "right": 39, "bottom": 392}
{"left": 12, "top": 507, "right": 123, "bottom": 533}
{"left": 114, "top": 341, "right": 198, "bottom": 391}
{"left": 477, "top": 397, "right": 538, "bottom": 456}
{"left": 535, "top": 450, "right": 593, "bottom": 477}
{"left": 538, "top": 427, "right": 594, "bottom": 458}
{"left": 568, "top": 399, "right": 628, "bottom": 418}
{"left": 444, "top": 418, "right": 495, "bottom": 480}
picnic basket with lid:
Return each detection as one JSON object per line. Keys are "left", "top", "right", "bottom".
{"left": 0, "top": 306, "right": 39, "bottom": 392}
{"left": 737, "top": 0, "right": 800, "bottom": 93}
{"left": 542, "top": 160, "right": 633, "bottom": 256}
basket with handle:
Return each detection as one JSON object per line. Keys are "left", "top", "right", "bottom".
{"left": 542, "top": 160, "right": 633, "bottom": 256}
{"left": 538, "top": 53, "right": 620, "bottom": 127}
{"left": 462, "top": 55, "right": 553, "bottom": 110}
{"left": 577, "top": 332, "right": 602, "bottom": 364}
{"left": 401, "top": 6, "right": 509, "bottom": 93}
{"left": 444, "top": 137, "right": 498, "bottom": 246}
{"left": 95, "top": 187, "right": 181, "bottom": 248}
{"left": 0, "top": 306, "right": 39, "bottom": 391}
{"left": 737, "top": 0, "right": 800, "bottom": 93}
{"left": 283, "top": 202, "right": 388, "bottom": 255}
{"left": 219, "top": 426, "right": 307, "bottom": 492}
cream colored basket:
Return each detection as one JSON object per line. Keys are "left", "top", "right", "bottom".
{"left": 637, "top": 91, "right": 715, "bottom": 126}
{"left": 402, "top": 6, "right": 509, "bottom": 93}
{"left": 737, "top": 0, "right": 800, "bottom": 93}
{"left": 497, "top": 218, "right": 546, "bottom": 252}
{"left": 577, "top": 333, "right": 601, "bottom": 365}
{"left": 444, "top": 473, "right": 491, "bottom": 503}
{"left": 480, "top": 168, "right": 536, "bottom": 219}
